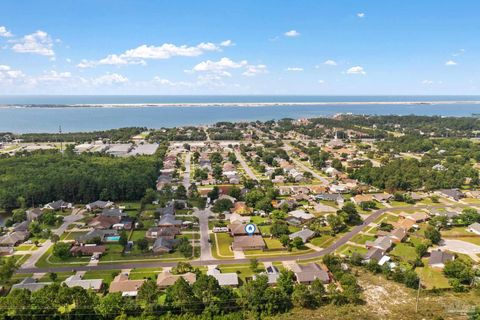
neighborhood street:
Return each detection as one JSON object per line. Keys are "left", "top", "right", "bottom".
{"left": 234, "top": 149, "right": 258, "bottom": 181}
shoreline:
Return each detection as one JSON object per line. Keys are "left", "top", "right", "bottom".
{"left": 1, "top": 100, "right": 480, "bottom": 109}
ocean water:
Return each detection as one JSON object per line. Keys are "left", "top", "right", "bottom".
{"left": 0, "top": 95, "right": 480, "bottom": 133}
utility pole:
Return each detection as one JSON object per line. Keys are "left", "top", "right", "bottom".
{"left": 415, "top": 279, "right": 421, "bottom": 313}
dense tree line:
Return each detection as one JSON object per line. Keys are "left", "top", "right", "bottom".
{"left": 350, "top": 158, "right": 478, "bottom": 191}
{"left": 0, "top": 150, "right": 163, "bottom": 210}
{"left": 15, "top": 127, "right": 146, "bottom": 143}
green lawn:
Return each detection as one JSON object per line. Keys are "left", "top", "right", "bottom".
{"left": 84, "top": 270, "right": 121, "bottom": 285}
{"left": 310, "top": 235, "right": 338, "bottom": 248}
{"left": 60, "top": 231, "right": 88, "bottom": 241}
{"left": 441, "top": 227, "right": 473, "bottom": 237}
{"left": 351, "top": 234, "right": 376, "bottom": 245}
{"left": 337, "top": 244, "right": 368, "bottom": 256}
{"left": 218, "top": 264, "right": 254, "bottom": 284}
{"left": 36, "top": 246, "right": 90, "bottom": 268}
{"left": 264, "top": 237, "right": 285, "bottom": 249}
{"left": 416, "top": 266, "right": 451, "bottom": 289}
{"left": 129, "top": 267, "right": 163, "bottom": 280}
{"left": 390, "top": 243, "right": 417, "bottom": 261}
{"left": 211, "top": 233, "right": 234, "bottom": 258}
{"left": 130, "top": 230, "right": 147, "bottom": 241}
{"left": 15, "top": 244, "right": 38, "bottom": 251}
{"left": 39, "top": 271, "right": 75, "bottom": 283}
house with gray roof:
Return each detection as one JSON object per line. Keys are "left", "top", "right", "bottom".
{"left": 365, "top": 236, "right": 392, "bottom": 252}
{"left": 289, "top": 228, "right": 316, "bottom": 243}
{"left": 152, "top": 238, "right": 178, "bottom": 254}
{"left": 11, "top": 278, "right": 52, "bottom": 292}
{"left": 101, "top": 208, "right": 127, "bottom": 218}
{"left": 0, "top": 231, "right": 29, "bottom": 246}
{"left": 207, "top": 268, "right": 239, "bottom": 287}
{"left": 289, "top": 262, "right": 330, "bottom": 284}
{"left": 429, "top": 250, "right": 455, "bottom": 268}
{"left": 86, "top": 200, "right": 114, "bottom": 211}
{"left": 158, "top": 215, "right": 182, "bottom": 227}
{"left": 76, "top": 229, "right": 118, "bottom": 244}
{"left": 44, "top": 200, "right": 72, "bottom": 211}
{"left": 468, "top": 222, "right": 480, "bottom": 235}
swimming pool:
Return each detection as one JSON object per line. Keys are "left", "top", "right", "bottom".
{"left": 105, "top": 236, "right": 120, "bottom": 241}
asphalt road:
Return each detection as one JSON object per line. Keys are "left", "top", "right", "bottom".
{"left": 234, "top": 149, "right": 258, "bottom": 181}
{"left": 17, "top": 203, "right": 475, "bottom": 274}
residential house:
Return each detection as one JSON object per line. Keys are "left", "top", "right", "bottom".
{"left": 436, "top": 189, "right": 465, "bottom": 201}
{"left": 70, "top": 244, "right": 106, "bottom": 257}
{"left": 0, "top": 231, "right": 29, "bottom": 247}
{"left": 288, "top": 262, "right": 330, "bottom": 284}
{"left": 365, "top": 236, "right": 392, "bottom": 252}
{"left": 388, "top": 228, "right": 407, "bottom": 243}
{"left": 86, "top": 200, "right": 114, "bottom": 211}
{"left": 372, "top": 193, "right": 393, "bottom": 203}
{"left": 228, "top": 222, "right": 259, "bottom": 236}
{"left": 363, "top": 247, "right": 385, "bottom": 263}
{"left": 76, "top": 229, "right": 118, "bottom": 244}
{"left": 315, "top": 193, "right": 343, "bottom": 204}
{"left": 44, "top": 200, "right": 72, "bottom": 211}
{"left": 207, "top": 268, "right": 239, "bottom": 287}
{"left": 63, "top": 275, "right": 103, "bottom": 291}
{"left": 146, "top": 226, "right": 180, "bottom": 239}
{"left": 231, "top": 235, "right": 266, "bottom": 251}
{"left": 11, "top": 278, "right": 52, "bottom": 293}
{"left": 109, "top": 273, "right": 146, "bottom": 296}
{"left": 400, "top": 212, "right": 429, "bottom": 223}
{"left": 26, "top": 208, "right": 43, "bottom": 221}
{"left": 352, "top": 194, "right": 374, "bottom": 205}
{"left": 158, "top": 215, "right": 183, "bottom": 228}
{"left": 467, "top": 222, "right": 480, "bottom": 235}
{"left": 230, "top": 202, "right": 253, "bottom": 215}
{"left": 289, "top": 229, "right": 316, "bottom": 243}
{"left": 101, "top": 208, "right": 127, "bottom": 218}
{"left": 287, "top": 210, "right": 315, "bottom": 223}
{"left": 429, "top": 250, "right": 455, "bottom": 268}
{"left": 156, "top": 271, "right": 196, "bottom": 289}
{"left": 152, "top": 238, "right": 178, "bottom": 254}
{"left": 88, "top": 216, "right": 121, "bottom": 230}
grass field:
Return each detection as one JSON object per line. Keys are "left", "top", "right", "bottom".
{"left": 351, "top": 234, "right": 376, "bottom": 245}
{"left": 337, "top": 244, "right": 368, "bottom": 256}
{"left": 415, "top": 266, "right": 451, "bottom": 289}
{"left": 83, "top": 270, "right": 121, "bottom": 285}
{"left": 441, "top": 226, "right": 474, "bottom": 237}
{"left": 264, "top": 237, "right": 285, "bottom": 249}
{"left": 129, "top": 267, "right": 163, "bottom": 280}
{"left": 390, "top": 243, "right": 417, "bottom": 261}
{"left": 211, "top": 233, "right": 234, "bottom": 258}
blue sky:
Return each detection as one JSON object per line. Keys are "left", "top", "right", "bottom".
{"left": 0, "top": 0, "right": 479, "bottom": 95}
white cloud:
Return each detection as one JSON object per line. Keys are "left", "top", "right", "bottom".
{"left": 37, "top": 71, "right": 72, "bottom": 82}
{"left": 191, "top": 57, "right": 247, "bottom": 76}
{"left": 357, "top": 13, "right": 365, "bottom": 18}
{"left": 452, "top": 49, "right": 465, "bottom": 57}
{"left": 421, "top": 80, "right": 434, "bottom": 85}
{"left": 0, "top": 26, "right": 13, "bottom": 37}
{"left": 220, "top": 40, "right": 235, "bottom": 47}
{"left": 318, "top": 80, "right": 325, "bottom": 84}
{"left": 242, "top": 64, "right": 268, "bottom": 77}
{"left": 286, "top": 67, "right": 303, "bottom": 72}
{"left": 284, "top": 30, "right": 300, "bottom": 37}
{"left": 11, "top": 30, "right": 55, "bottom": 57}
{"left": 445, "top": 60, "right": 457, "bottom": 66}
{"left": 324, "top": 59, "right": 337, "bottom": 66}
{"left": 346, "top": 66, "right": 366, "bottom": 75}
{"left": 79, "top": 41, "right": 221, "bottom": 68}
{"left": 0, "top": 65, "right": 25, "bottom": 82}
{"left": 92, "top": 73, "right": 128, "bottom": 85}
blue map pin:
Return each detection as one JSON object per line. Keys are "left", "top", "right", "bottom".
{"left": 245, "top": 223, "right": 256, "bottom": 236}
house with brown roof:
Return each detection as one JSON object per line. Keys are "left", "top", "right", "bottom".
{"left": 70, "top": 244, "right": 106, "bottom": 256}
{"left": 400, "top": 212, "right": 429, "bottom": 223}
{"left": 228, "top": 222, "right": 259, "bottom": 236}
{"left": 351, "top": 194, "right": 374, "bottom": 205}
{"left": 388, "top": 228, "right": 407, "bottom": 243}
{"left": 230, "top": 202, "right": 253, "bottom": 215}
{"left": 88, "top": 216, "right": 121, "bottom": 229}
{"left": 109, "top": 273, "right": 146, "bottom": 296}
{"left": 146, "top": 226, "right": 180, "bottom": 240}
{"left": 156, "top": 271, "right": 196, "bottom": 289}
{"left": 231, "top": 235, "right": 266, "bottom": 251}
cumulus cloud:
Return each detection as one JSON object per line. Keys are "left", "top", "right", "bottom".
{"left": 190, "top": 57, "right": 247, "bottom": 77}
{"left": 92, "top": 73, "right": 128, "bottom": 85}
{"left": 242, "top": 64, "right": 268, "bottom": 77}
{"left": 286, "top": 67, "right": 303, "bottom": 72}
{"left": 357, "top": 13, "right": 365, "bottom": 18}
{"left": 0, "top": 65, "right": 25, "bottom": 82}
{"left": 37, "top": 71, "right": 72, "bottom": 82}
{"left": 445, "top": 60, "right": 457, "bottom": 66}
{"left": 11, "top": 30, "right": 55, "bottom": 57}
{"left": 284, "top": 30, "right": 300, "bottom": 37}
{"left": 220, "top": 40, "right": 235, "bottom": 47}
{"left": 318, "top": 80, "right": 325, "bottom": 84}
{"left": 323, "top": 59, "right": 337, "bottom": 66}
{"left": 346, "top": 66, "right": 366, "bottom": 75}
{"left": 78, "top": 41, "right": 222, "bottom": 68}
{"left": 0, "top": 26, "right": 13, "bottom": 37}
